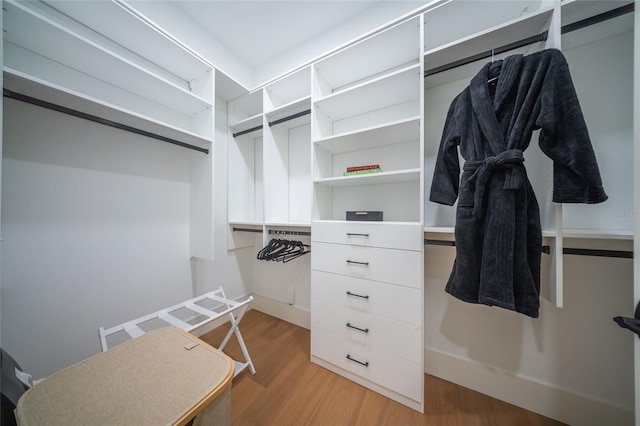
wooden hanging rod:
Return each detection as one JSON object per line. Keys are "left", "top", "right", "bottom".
{"left": 3, "top": 89, "right": 209, "bottom": 154}
{"left": 424, "top": 3, "right": 635, "bottom": 78}
{"left": 424, "top": 239, "right": 633, "bottom": 259}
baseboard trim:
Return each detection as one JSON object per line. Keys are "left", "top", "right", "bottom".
{"left": 250, "top": 293, "right": 311, "bottom": 330}
{"left": 425, "top": 348, "right": 634, "bottom": 426}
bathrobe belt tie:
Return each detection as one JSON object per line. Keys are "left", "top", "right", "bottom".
{"left": 464, "top": 149, "right": 525, "bottom": 216}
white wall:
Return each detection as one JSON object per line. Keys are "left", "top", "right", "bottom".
{"left": 1, "top": 100, "right": 194, "bottom": 378}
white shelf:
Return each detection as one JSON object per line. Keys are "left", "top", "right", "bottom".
{"left": 229, "top": 90, "right": 263, "bottom": 124}
{"left": 424, "top": 227, "right": 455, "bottom": 234}
{"left": 314, "top": 16, "right": 420, "bottom": 98}
{"left": 314, "top": 168, "right": 421, "bottom": 188}
{"left": 314, "top": 64, "right": 420, "bottom": 121}
{"left": 423, "top": 6, "right": 554, "bottom": 72}
{"left": 265, "top": 66, "right": 311, "bottom": 112}
{"left": 562, "top": 229, "right": 634, "bottom": 240}
{"left": 39, "top": 0, "right": 213, "bottom": 99}
{"left": 229, "top": 221, "right": 264, "bottom": 227}
{"left": 423, "top": 1, "right": 545, "bottom": 52}
{"left": 4, "top": 0, "right": 212, "bottom": 118}
{"left": 314, "top": 116, "right": 420, "bottom": 154}
{"left": 230, "top": 114, "right": 264, "bottom": 136}
{"left": 266, "top": 222, "right": 312, "bottom": 228}
{"left": 265, "top": 96, "right": 311, "bottom": 128}
{"left": 4, "top": 69, "right": 211, "bottom": 150}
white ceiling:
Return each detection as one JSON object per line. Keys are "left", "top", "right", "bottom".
{"left": 172, "top": 1, "right": 383, "bottom": 70}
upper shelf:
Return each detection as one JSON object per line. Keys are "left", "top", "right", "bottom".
{"left": 265, "top": 96, "right": 311, "bottom": 129}
{"left": 314, "top": 117, "right": 420, "bottom": 155}
{"left": 265, "top": 67, "right": 311, "bottom": 113}
{"left": 313, "top": 16, "right": 421, "bottom": 99}
{"left": 423, "top": 6, "right": 554, "bottom": 74}
{"left": 423, "top": 1, "right": 545, "bottom": 52}
{"left": 230, "top": 114, "right": 263, "bottom": 138}
{"left": 314, "top": 64, "right": 421, "bottom": 122}
{"left": 3, "top": 1, "right": 214, "bottom": 112}
{"left": 4, "top": 69, "right": 211, "bottom": 151}
{"left": 3, "top": 0, "right": 215, "bottom": 140}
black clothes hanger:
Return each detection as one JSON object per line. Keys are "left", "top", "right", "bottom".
{"left": 257, "top": 238, "right": 310, "bottom": 263}
{"left": 613, "top": 302, "right": 640, "bottom": 339}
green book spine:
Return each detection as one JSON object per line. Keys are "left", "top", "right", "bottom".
{"left": 343, "top": 168, "right": 382, "bottom": 176}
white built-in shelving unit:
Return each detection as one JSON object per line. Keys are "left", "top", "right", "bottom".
{"left": 228, "top": 90, "right": 264, "bottom": 229}
{"left": 309, "top": 15, "right": 425, "bottom": 412}
{"left": 264, "top": 67, "right": 312, "bottom": 227}
{"left": 227, "top": 66, "right": 313, "bottom": 234}
{"left": 2, "top": 0, "right": 219, "bottom": 259}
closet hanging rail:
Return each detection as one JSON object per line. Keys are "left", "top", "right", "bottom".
{"left": 3, "top": 89, "right": 209, "bottom": 154}
{"left": 232, "top": 227, "right": 263, "bottom": 233}
{"left": 268, "top": 109, "right": 311, "bottom": 127}
{"left": 232, "top": 109, "right": 311, "bottom": 138}
{"left": 561, "top": 3, "right": 634, "bottom": 34}
{"left": 424, "top": 239, "right": 551, "bottom": 253}
{"left": 563, "top": 248, "right": 633, "bottom": 259}
{"left": 425, "top": 32, "right": 548, "bottom": 77}
{"left": 269, "top": 229, "right": 311, "bottom": 236}
{"left": 232, "top": 125, "right": 263, "bottom": 138}
{"left": 424, "top": 239, "right": 633, "bottom": 258}
{"left": 424, "top": 3, "right": 635, "bottom": 78}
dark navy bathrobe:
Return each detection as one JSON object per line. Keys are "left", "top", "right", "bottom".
{"left": 429, "top": 49, "right": 607, "bottom": 318}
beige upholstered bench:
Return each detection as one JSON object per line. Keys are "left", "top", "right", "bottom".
{"left": 15, "top": 327, "right": 234, "bottom": 426}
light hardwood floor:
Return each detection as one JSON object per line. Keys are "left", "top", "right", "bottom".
{"left": 200, "top": 309, "right": 565, "bottom": 426}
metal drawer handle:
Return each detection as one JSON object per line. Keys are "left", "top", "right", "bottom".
{"left": 346, "top": 354, "right": 369, "bottom": 367}
{"left": 346, "top": 260, "right": 369, "bottom": 266}
{"left": 346, "top": 322, "right": 369, "bottom": 333}
{"left": 346, "top": 291, "right": 369, "bottom": 299}
{"left": 346, "top": 233, "right": 369, "bottom": 237}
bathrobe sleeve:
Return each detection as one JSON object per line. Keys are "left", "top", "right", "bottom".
{"left": 429, "top": 98, "right": 461, "bottom": 206}
{"left": 536, "top": 51, "right": 608, "bottom": 204}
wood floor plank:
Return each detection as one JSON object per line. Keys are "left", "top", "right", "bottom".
{"left": 200, "top": 310, "right": 565, "bottom": 426}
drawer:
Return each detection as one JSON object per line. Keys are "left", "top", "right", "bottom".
{"left": 311, "top": 298, "right": 422, "bottom": 363}
{"left": 311, "top": 270, "right": 421, "bottom": 325}
{"left": 312, "top": 221, "right": 423, "bottom": 251}
{"left": 311, "top": 327, "right": 422, "bottom": 401}
{"left": 311, "top": 242, "right": 422, "bottom": 288}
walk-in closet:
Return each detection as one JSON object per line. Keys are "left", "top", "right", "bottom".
{"left": 1, "top": 1, "right": 638, "bottom": 425}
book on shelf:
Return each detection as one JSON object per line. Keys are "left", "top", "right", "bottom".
{"left": 343, "top": 168, "right": 382, "bottom": 176}
{"left": 346, "top": 164, "right": 380, "bottom": 172}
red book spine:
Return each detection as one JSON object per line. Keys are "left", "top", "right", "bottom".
{"left": 346, "top": 164, "right": 380, "bottom": 172}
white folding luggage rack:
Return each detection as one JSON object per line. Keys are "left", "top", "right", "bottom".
{"left": 99, "top": 287, "right": 256, "bottom": 377}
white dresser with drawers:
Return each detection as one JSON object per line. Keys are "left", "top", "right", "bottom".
{"left": 310, "top": 220, "right": 424, "bottom": 411}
